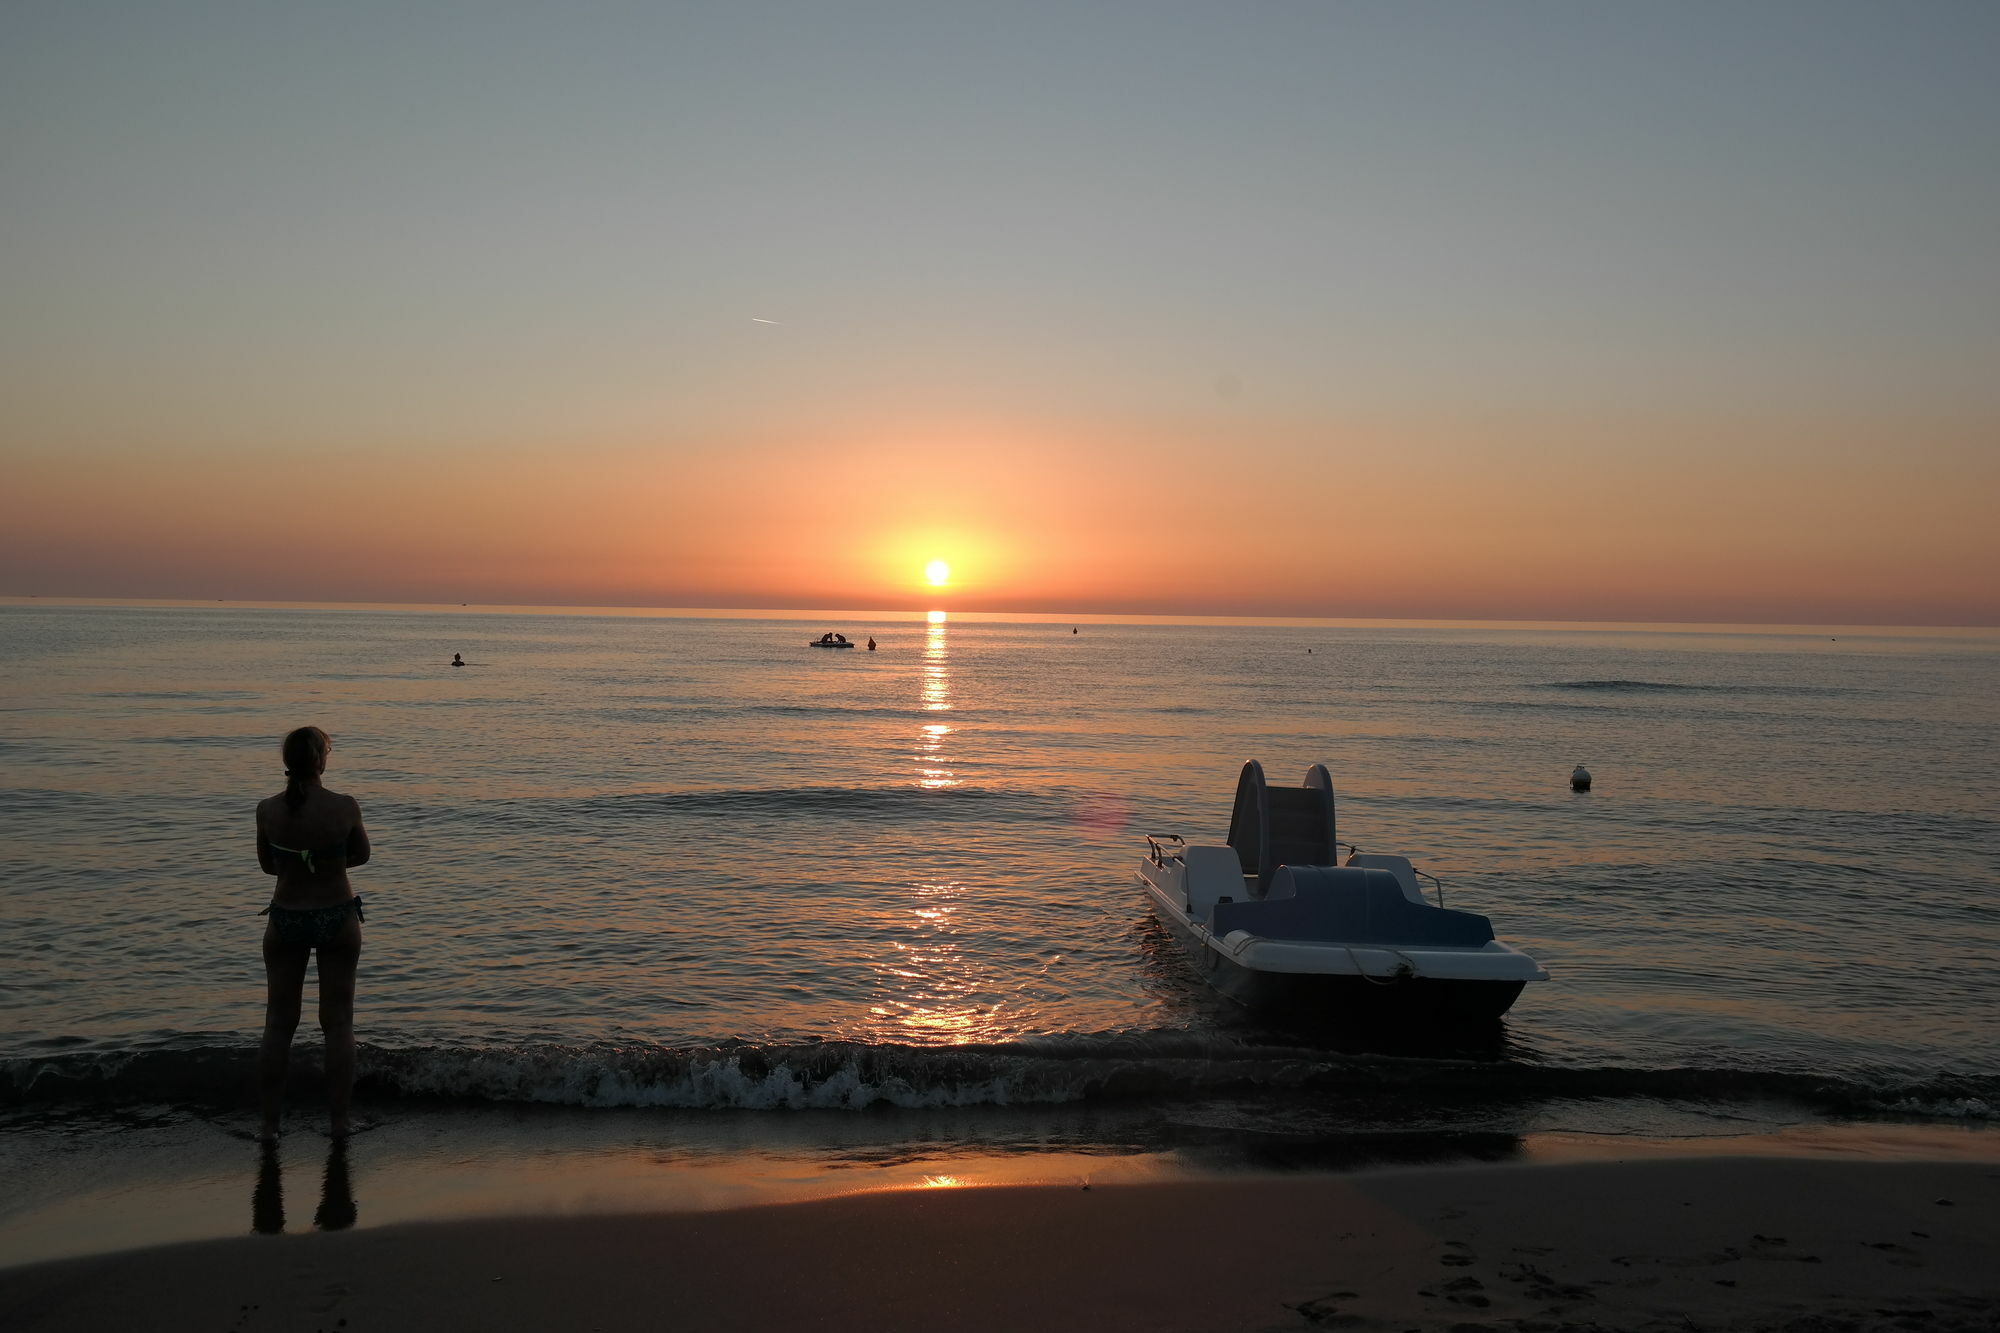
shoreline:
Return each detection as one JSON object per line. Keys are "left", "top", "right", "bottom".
{"left": 5, "top": 1156, "right": 1997, "bottom": 1331}
{"left": 8, "top": 1107, "right": 2000, "bottom": 1269}
{"left": 6, "top": 1104, "right": 1998, "bottom": 1273}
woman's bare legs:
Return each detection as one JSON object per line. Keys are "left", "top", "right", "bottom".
{"left": 258, "top": 929, "right": 311, "bottom": 1140}
{"left": 316, "top": 919, "right": 362, "bottom": 1137}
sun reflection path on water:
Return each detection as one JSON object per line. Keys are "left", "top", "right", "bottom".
{"left": 914, "top": 610, "right": 955, "bottom": 790}
{"left": 867, "top": 880, "right": 1010, "bottom": 1044}
{"left": 868, "top": 614, "right": 1011, "bottom": 1044}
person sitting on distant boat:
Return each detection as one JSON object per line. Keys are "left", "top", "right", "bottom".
{"left": 255, "top": 726, "right": 371, "bottom": 1141}
{"left": 835, "top": 633, "right": 847, "bottom": 643}
{"left": 451, "top": 653, "right": 464, "bottom": 667}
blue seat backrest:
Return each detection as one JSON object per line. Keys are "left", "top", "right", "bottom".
{"left": 1209, "top": 867, "right": 1495, "bottom": 947}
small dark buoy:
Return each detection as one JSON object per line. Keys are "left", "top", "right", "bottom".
{"left": 1570, "top": 764, "right": 1592, "bottom": 792}
{"left": 866, "top": 637, "right": 876, "bottom": 651}
{"left": 451, "top": 653, "right": 465, "bottom": 667}
{"left": 1072, "top": 626, "right": 1078, "bottom": 634}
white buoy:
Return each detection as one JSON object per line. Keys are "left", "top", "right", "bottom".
{"left": 1570, "top": 764, "right": 1592, "bottom": 792}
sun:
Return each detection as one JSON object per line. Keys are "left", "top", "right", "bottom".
{"left": 924, "top": 559, "right": 951, "bottom": 587}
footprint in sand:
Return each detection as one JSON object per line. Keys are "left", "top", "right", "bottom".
{"left": 1500, "top": 1263, "right": 1595, "bottom": 1303}
{"left": 1744, "top": 1236, "right": 1821, "bottom": 1264}
{"left": 1290, "top": 1292, "right": 1361, "bottom": 1326}
{"left": 1439, "top": 1276, "right": 1490, "bottom": 1307}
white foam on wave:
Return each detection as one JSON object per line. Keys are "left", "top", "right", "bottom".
{"left": 9, "top": 1037, "right": 1996, "bottom": 1124}
{"left": 1868, "top": 1095, "right": 1995, "bottom": 1121}
{"left": 350, "top": 1032, "right": 1355, "bottom": 1112}
{"left": 372, "top": 1045, "right": 1096, "bottom": 1110}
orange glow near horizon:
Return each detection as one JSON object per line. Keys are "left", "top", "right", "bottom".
{"left": 3, "top": 413, "right": 1995, "bottom": 625}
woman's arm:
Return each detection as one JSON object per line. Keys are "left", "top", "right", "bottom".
{"left": 255, "top": 803, "right": 278, "bottom": 875}
{"left": 345, "top": 799, "right": 372, "bottom": 869}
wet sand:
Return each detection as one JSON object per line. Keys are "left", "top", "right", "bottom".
{"left": 4, "top": 1157, "right": 1996, "bottom": 1332}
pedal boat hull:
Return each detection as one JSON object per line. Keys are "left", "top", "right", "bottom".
{"left": 1136, "top": 848, "right": 1544, "bottom": 1022}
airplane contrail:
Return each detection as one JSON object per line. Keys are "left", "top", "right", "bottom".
{"left": 750, "top": 317, "right": 782, "bottom": 325}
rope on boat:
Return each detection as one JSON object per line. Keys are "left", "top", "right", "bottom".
{"left": 1346, "top": 944, "right": 1420, "bottom": 986}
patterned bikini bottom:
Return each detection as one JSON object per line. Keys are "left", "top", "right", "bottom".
{"left": 260, "top": 897, "right": 365, "bottom": 948}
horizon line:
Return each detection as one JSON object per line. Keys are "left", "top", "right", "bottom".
{"left": 3, "top": 594, "right": 1995, "bottom": 638}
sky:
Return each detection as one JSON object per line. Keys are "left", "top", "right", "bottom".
{"left": 3, "top": 2, "right": 1996, "bottom": 624}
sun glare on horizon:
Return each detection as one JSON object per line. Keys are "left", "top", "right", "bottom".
{"left": 924, "top": 559, "right": 951, "bottom": 587}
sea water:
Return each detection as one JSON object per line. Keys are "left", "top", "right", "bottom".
{"left": 4, "top": 600, "right": 1996, "bottom": 1132}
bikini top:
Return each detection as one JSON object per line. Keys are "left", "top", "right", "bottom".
{"left": 268, "top": 841, "right": 349, "bottom": 875}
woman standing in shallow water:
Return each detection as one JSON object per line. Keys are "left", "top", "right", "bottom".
{"left": 255, "top": 726, "right": 371, "bottom": 1140}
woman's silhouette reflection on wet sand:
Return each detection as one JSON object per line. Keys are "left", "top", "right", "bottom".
{"left": 251, "top": 1138, "right": 357, "bottom": 1235}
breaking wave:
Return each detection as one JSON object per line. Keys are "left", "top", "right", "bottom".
{"left": 6, "top": 1036, "right": 1994, "bottom": 1120}
{"left": 558, "top": 785, "right": 1067, "bottom": 823}
{"left": 1542, "top": 680, "right": 1862, "bottom": 697}
{"left": 746, "top": 703, "right": 1003, "bottom": 720}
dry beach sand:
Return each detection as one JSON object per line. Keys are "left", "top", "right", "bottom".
{"left": 4, "top": 1156, "right": 1996, "bottom": 1332}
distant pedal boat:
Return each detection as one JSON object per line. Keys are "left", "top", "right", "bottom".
{"left": 1136, "top": 761, "right": 1547, "bottom": 1021}
{"left": 809, "top": 638, "right": 856, "bottom": 648}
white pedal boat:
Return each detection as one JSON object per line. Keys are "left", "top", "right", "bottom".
{"left": 1136, "top": 761, "right": 1547, "bottom": 1022}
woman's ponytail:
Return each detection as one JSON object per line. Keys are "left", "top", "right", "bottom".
{"left": 280, "top": 726, "right": 330, "bottom": 812}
